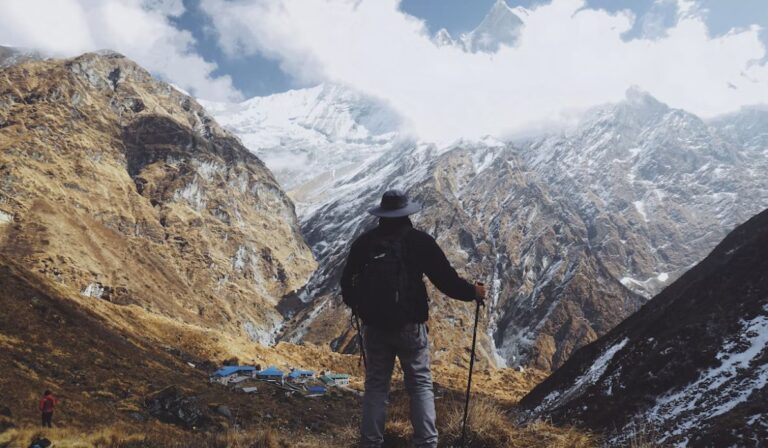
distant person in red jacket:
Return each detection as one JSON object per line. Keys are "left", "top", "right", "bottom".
{"left": 39, "top": 390, "right": 58, "bottom": 428}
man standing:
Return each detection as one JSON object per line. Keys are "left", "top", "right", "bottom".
{"left": 341, "top": 190, "right": 486, "bottom": 448}
{"left": 39, "top": 390, "right": 58, "bottom": 428}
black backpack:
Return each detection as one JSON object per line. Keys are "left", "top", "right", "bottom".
{"left": 347, "top": 228, "right": 414, "bottom": 328}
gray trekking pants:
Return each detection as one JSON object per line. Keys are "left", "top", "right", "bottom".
{"left": 360, "top": 323, "right": 437, "bottom": 448}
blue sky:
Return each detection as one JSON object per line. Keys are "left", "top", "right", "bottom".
{"left": 170, "top": 0, "right": 295, "bottom": 96}
{"left": 168, "top": 0, "right": 768, "bottom": 98}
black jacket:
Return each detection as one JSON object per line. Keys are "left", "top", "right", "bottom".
{"left": 340, "top": 217, "right": 476, "bottom": 324}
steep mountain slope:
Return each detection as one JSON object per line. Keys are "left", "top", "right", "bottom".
{"left": 520, "top": 208, "right": 768, "bottom": 447}
{"left": 0, "top": 51, "right": 315, "bottom": 348}
{"left": 270, "top": 134, "right": 646, "bottom": 371}
{"left": 0, "top": 259, "right": 342, "bottom": 434}
{"left": 522, "top": 89, "right": 768, "bottom": 298}
{"left": 710, "top": 106, "right": 768, "bottom": 152}
{"left": 270, "top": 90, "right": 767, "bottom": 372}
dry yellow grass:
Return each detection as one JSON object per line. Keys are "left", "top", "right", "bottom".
{"left": 0, "top": 418, "right": 595, "bottom": 448}
{"left": 0, "top": 425, "right": 287, "bottom": 448}
{"left": 372, "top": 388, "right": 597, "bottom": 448}
{"left": 0, "top": 259, "right": 595, "bottom": 448}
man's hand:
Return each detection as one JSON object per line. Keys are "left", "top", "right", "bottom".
{"left": 474, "top": 282, "right": 487, "bottom": 305}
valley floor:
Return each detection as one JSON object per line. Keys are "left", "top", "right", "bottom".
{"left": 0, "top": 386, "right": 596, "bottom": 448}
{"left": 0, "top": 262, "right": 597, "bottom": 447}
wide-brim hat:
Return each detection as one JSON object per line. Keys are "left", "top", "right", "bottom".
{"left": 368, "top": 189, "right": 422, "bottom": 218}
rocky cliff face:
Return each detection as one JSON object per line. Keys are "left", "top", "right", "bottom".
{"left": 279, "top": 138, "right": 645, "bottom": 371}
{"left": 520, "top": 208, "right": 768, "bottom": 447}
{"left": 521, "top": 89, "right": 768, "bottom": 299}
{"left": 0, "top": 52, "right": 316, "bottom": 346}
{"left": 267, "top": 90, "right": 768, "bottom": 372}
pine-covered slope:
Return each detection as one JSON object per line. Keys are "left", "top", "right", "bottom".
{"left": 520, "top": 208, "right": 768, "bottom": 447}
{"left": 0, "top": 52, "right": 316, "bottom": 348}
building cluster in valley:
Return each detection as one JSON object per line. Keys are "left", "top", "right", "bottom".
{"left": 210, "top": 365, "right": 351, "bottom": 396}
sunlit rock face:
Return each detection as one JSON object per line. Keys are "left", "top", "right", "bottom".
{"left": 0, "top": 52, "right": 316, "bottom": 345}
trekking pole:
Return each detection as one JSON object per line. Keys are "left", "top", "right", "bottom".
{"left": 353, "top": 312, "right": 368, "bottom": 370}
{"left": 459, "top": 284, "right": 484, "bottom": 448}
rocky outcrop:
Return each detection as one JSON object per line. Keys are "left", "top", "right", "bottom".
{"left": 145, "top": 386, "right": 213, "bottom": 430}
{"left": 0, "top": 52, "right": 316, "bottom": 347}
{"left": 521, "top": 208, "right": 768, "bottom": 447}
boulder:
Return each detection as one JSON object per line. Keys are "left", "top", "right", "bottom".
{"left": 27, "top": 438, "right": 51, "bottom": 448}
{"left": 144, "top": 386, "right": 211, "bottom": 430}
{"left": 215, "top": 405, "right": 232, "bottom": 419}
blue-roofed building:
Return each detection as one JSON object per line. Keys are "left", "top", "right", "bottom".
{"left": 257, "top": 366, "right": 285, "bottom": 381}
{"left": 210, "top": 365, "right": 258, "bottom": 385}
{"left": 306, "top": 386, "right": 326, "bottom": 395}
{"left": 287, "top": 369, "right": 315, "bottom": 381}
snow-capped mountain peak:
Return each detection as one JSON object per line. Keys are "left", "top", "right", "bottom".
{"left": 199, "top": 83, "right": 406, "bottom": 208}
{"left": 203, "top": 83, "right": 401, "bottom": 144}
{"left": 433, "top": 28, "right": 455, "bottom": 47}
{"left": 623, "top": 86, "right": 668, "bottom": 111}
{"left": 430, "top": 0, "right": 525, "bottom": 53}
{"left": 460, "top": 0, "right": 524, "bottom": 53}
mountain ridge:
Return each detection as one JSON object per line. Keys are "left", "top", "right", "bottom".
{"left": 201, "top": 78, "right": 768, "bottom": 373}
{"left": 0, "top": 51, "right": 315, "bottom": 349}
{"left": 520, "top": 207, "right": 768, "bottom": 446}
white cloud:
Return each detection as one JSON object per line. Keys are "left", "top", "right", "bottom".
{"left": 0, "top": 0, "right": 241, "bottom": 101}
{"left": 201, "top": 0, "right": 768, "bottom": 142}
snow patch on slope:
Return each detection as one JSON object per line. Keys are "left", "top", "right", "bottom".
{"left": 643, "top": 305, "right": 768, "bottom": 443}
{"left": 534, "top": 338, "right": 629, "bottom": 413}
{"left": 244, "top": 319, "right": 283, "bottom": 346}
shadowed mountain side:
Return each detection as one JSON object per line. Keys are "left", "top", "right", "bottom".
{"left": 521, "top": 208, "right": 768, "bottom": 447}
